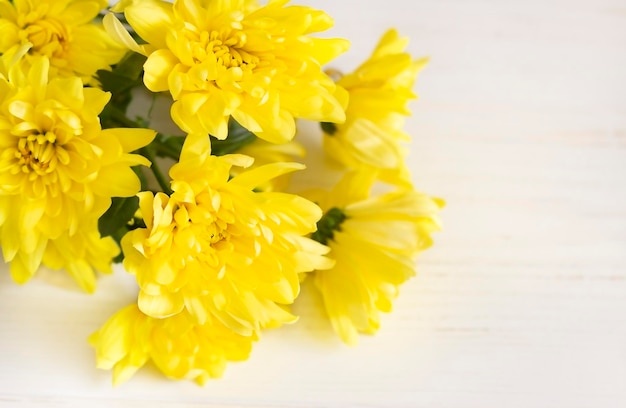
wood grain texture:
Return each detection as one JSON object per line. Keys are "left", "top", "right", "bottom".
{"left": 1, "top": 1, "right": 625, "bottom": 407}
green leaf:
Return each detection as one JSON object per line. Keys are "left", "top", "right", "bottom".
{"left": 153, "top": 119, "right": 258, "bottom": 159}
{"left": 97, "top": 52, "right": 146, "bottom": 90}
{"left": 98, "top": 196, "right": 140, "bottom": 238}
{"left": 210, "top": 118, "right": 257, "bottom": 156}
{"left": 96, "top": 58, "right": 145, "bottom": 94}
{"left": 96, "top": 70, "right": 137, "bottom": 94}
{"left": 154, "top": 134, "right": 184, "bottom": 160}
{"left": 113, "top": 51, "right": 147, "bottom": 80}
{"left": 96, "top": 51, "right": 147, "bottom": 118}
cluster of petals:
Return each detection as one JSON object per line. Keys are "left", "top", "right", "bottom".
{"left": 0, "top": 56, "right": 155, "bottom": 290}
{"left": 323, "top": 29, "right": 428, "bottom": 187}
{"left": 0, "top": 0, "right": 126, "bottom": 83}
{"left": 104, "top": 0, "right": 348, "bottom": 142}
{"left": 89, "top": 304, "right": 255, "bottom": 385}
{"left": 308, "top": 171, "right": 443, "bottom": 345}
{"left": 121, "top": 133, "right": 332, "bottom": 337}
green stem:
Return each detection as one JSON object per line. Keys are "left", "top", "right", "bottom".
{"left": 141, "top": 146, "right": 172, "bottom": 195}
{"left": 153, "top": 138, "right": 182, "bottom": 160}
{"left": 106, "top": 105, "right": 142, "bottom": 128}
{"left": 132, "top": 165, "right": 149, "bottom": 191}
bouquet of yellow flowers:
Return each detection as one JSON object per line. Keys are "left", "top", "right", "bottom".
{"left": 0, "top": 0, "right": 442, "bottom": 385}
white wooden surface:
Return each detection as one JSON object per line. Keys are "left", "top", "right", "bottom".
{"left": 1, "top": 1, "right": 626, "bottom": 407}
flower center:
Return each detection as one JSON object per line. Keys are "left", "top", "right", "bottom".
{"left": 191, "top": 29, "right": 259, "bottom": 70}
{"left": 206, "top": 224, "right": 228, "bottom": 245}
{"left": 22, "top": 18, "right": 70, "bottom": 59}
{"left": 14, "top": 132, "right": 68, "bottom": 177}
{"left": 172, "top": 201, "right": 231, "bottom": 248}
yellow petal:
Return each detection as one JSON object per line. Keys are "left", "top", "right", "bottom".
{"left": 9, "top": 253, "right": 35, "bottom": 284}
{"left": 101, "top": 128, "right": 157, "bottom": 154}
{"left": 124, "top": 0, "right": 174, "bottom": 50}
{"left": 102, "top": 13, "right": 148, "bottom": 55}
{"left": 66, "top": 258, "right": 97, "bottom": 293}
{"left": 59, "top": 1, "right": 105, "bottom": 25}
{"left": 144, "top": 50, "right": 179, "bottom": 92}
{"left": 341, "top": 118, "right": 401, "bottom": 168}
{"left": 230, "top": 162, "right": 304, "bottom": 190}
{"left": 112, "top": 357, "right": 144, "bottom": 386}
{"left": 138, "top": 290, "right": 185, "bottom": 318}
{"left": 94, "top": 165, "right": 142, "bottom": 198}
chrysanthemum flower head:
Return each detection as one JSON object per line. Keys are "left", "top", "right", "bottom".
{"left": 121, "top": 133, "right": 332, "bottom": 336}
{"left": 0, "top": 56, "right": 156, "bottom": 290}
{"left": 322, "top": 29, "right": 428, "bottom": 186}
{"left": 105, "top": 0, "right": 348, "bottom": 142}
{"left": 308, "top": 170, "right": 443, "bottom": 345}
{"left": 89, "top": 304, "right": 255, "bottom": 385}
{"left": 0, "top": 0, "right": 126, "bottom": 82}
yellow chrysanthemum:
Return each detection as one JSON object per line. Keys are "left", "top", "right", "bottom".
{"left": 0, "top": 56, "right": 156, "bottom": 290}
{"left": 322, "top": 29, "right": 428, "bottom": 186}
{"left": 0, "top": 0, "right": 126, "bottom": 82}
{"left": 307, "top": 170, "right": 443, "bottom": 345}
{"left": 121, "top": 133, "right": 332, "bottom": 336}
{"left": 89, "top": 304, "right": 255, "bottom": 385}
{"left": 104, "top": 0, "right": 348, "bottom": 142}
